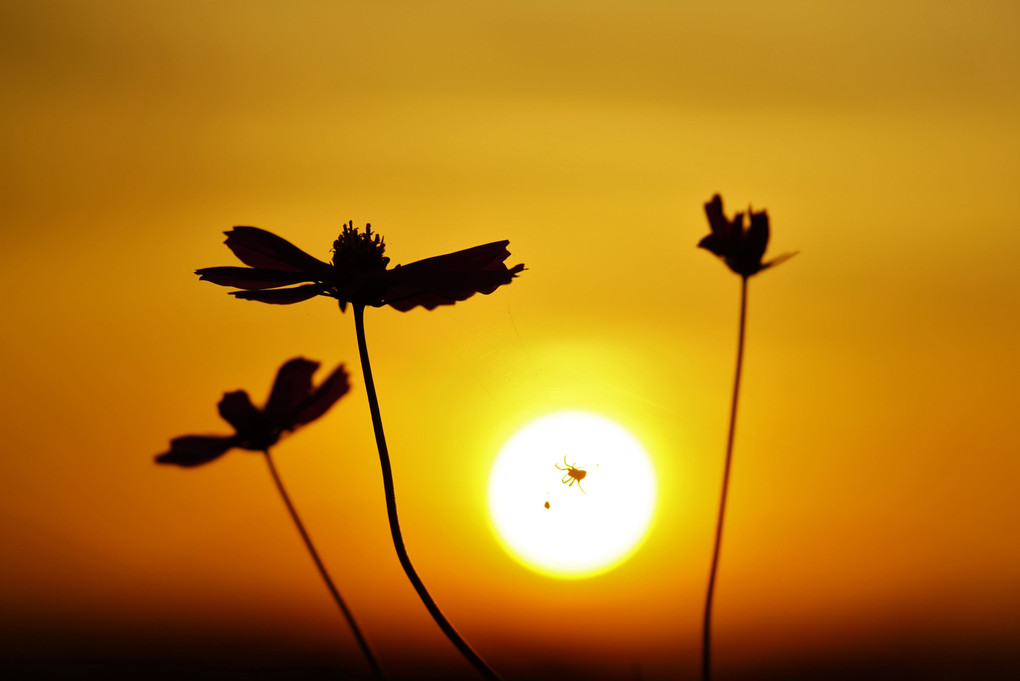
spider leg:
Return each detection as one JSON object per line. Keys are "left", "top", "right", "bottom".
{"left": 561, "top": 474, "right": 572, "bottom": 485}
{"left": 576, "top": 480, "right": 586, "bottom": 494}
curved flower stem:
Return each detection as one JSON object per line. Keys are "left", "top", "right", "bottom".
{"left": 262, "top": 449, "right": 384, "bottom": 681}
{"left": 702, "top": 276, "right": 748, "bottom": 681}
{"left": 352, "top": 304, "right": 501, "bottom": 681}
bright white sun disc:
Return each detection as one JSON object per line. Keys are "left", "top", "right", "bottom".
{"left": 488, "top": 411, "right": 657, "bottom": 578}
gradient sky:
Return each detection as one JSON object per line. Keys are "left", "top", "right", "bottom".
{"left": 2, "top": 1, "right": 1018, "bottom": 679}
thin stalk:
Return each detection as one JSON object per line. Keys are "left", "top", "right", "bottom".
{"left": 352, "top": 304, "right": 501, "bottom": 681}
{"left": 262, "top": 449, "right": 384, "bottom": 681}
{"left": 702, "top": 276, "right": 748, "bottom": 681}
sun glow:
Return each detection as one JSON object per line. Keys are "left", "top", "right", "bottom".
{"left": 488, "top": 411, "right": 657, "bottom": 579}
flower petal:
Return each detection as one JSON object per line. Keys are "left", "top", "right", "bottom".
{"left": 264, "top": 358, "right": 319, "bottom": 427}
{"left": 292, "top": 364, "right": 350, "bottom": 427}
{"left": 704, "top": 194, "right": 733, "bottom": 238}
{"left": 401, "top": 241, "right": 516, "bottom": 273}
{"left": 196, "top": 266, "right": 318, "bottom": 290}
{"left": 760, "top": 251, "right": 798, "bottom": 271}
{"left": 746, "top": 209, "right": 770, "bottom": 264}
{"left": 218, "top": 390, "right": 260, "bottom": 434}
{"left": 224, "top": 227, "right": 334, "bottom": 276}
{"left": 697, "top": 233, "right": 727, "bottom": 257}
{"left": 156, "top": 435, "right": 237, "bottom": 467}
{"left": 231, "top": 284, "right": 325, "bottom": 304}
{"left": 381, "top": 241, "right": 525, "bottom": 311}
{"left": 385, "top": 267, "right": 525, "bottom": 311}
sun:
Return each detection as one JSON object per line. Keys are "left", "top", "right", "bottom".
{"left": 487, "top": 411, "right": 657, "bottom": 578}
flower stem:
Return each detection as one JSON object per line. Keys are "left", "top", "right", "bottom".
{"left": 262, "top": 449, "right": 384, "bottom": 680}
{"left": 702, "top": 276, "right": 748, "bottom": 681}
{"left": 352, "top": 304, "right": 501, "bottom": 681}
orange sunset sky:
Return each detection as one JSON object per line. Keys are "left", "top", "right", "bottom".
{"left": 2, "top": 1, "right": 1018, "bottom": 679}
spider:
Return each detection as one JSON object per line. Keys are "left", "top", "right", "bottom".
{"left": 555, "top": 456, "right": 587, "bottom": 494}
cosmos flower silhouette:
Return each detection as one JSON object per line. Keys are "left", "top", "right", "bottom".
{"left": 696, "top": 193, "right": 795, "bottom": 681}
{"left": 195, "top": 221, "right": 519, "bottom": 681}
{"left": 156, "top": 358, "right": 349, "bottom": 467}
{"left": 196, "top": 222, "right": 525, "bottom": 312}
{"left": 698, "top": 194, "right": 795, "bottom": 277}
{"left": 155, "top": 358, "right": 384, "bottom": 679}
